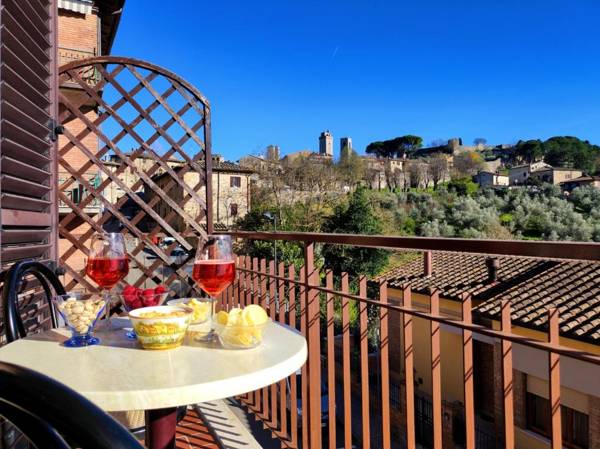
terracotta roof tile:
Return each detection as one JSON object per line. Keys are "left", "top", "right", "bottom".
{"left": 376, "top": 252, "right": 600, "bottom": 344}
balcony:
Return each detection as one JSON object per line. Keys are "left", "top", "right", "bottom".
{"left": 204, "top": 232, "right": 600, "bottom": 449}
{"left": 58, "top": 46, "right": 101, "bottom": 88}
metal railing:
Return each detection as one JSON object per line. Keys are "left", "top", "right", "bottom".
{"left": 218, "top": 231, "right": 600, "bottom": 449}
{"left": 58, "top": 46, "right": 100, "bottom": 84}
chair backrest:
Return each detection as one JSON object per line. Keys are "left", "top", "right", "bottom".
{"left": 0, "top": 361, "right": 143, "bottom": 449}
{"left": 1, "top": 260, "right": 67, "bottom": 342}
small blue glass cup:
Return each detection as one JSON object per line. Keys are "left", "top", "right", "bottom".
{"left": 52, "top": 291, "right": 107, "bottom": 347}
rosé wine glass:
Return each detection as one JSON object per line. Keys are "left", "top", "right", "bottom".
{"left": 192, "top": 235, "right": 236, "bottom": 341}
{"left": 86, "top": 232, "right": 129, "bottom": 325}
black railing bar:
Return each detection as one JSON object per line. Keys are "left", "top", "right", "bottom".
{"left": 224, "top": 231, "right": 600, "bottom": 262}
{"left": 233, "top": 268, "right": 600, "bottom": 366}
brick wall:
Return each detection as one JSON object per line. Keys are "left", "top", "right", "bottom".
{"left": 58, "top": 8, "right": 102, "bottom": 283}
{"left": 58, "top": 7, "right": 100, "bottom": 176}
{"left": 58, "top": 10, "right": 98, "bottom": 52}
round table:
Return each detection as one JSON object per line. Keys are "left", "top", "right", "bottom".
{"left": 0, "top": 318, "right": 307, "bottom": 449}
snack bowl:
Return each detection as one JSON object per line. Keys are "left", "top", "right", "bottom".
{"left": 213, "top": 319, "right": 271, "bottom": 349}
{"left": 166, "top": 297, "right": 213, "bottom": 324}
{"left": 52, "top": 292, "right": 107, "bottom": 347}
{"left": 128, "top": 305, "right": 193, "bottom": 350}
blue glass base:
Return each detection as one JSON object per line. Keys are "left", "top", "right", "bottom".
{"left": 126, "top": 329, "right": 137, "bottom": 340}
{"left": 63, "top": 334, "right": 100, "bottom": 347}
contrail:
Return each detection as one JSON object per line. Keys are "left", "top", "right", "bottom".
{"left": 331, "top": 46, "right": 339, "bottom": 59}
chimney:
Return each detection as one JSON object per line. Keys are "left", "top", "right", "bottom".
{"left": 486, "top": 257, "right": 500, "bottom": 283}
{"left": 424, "top": 251, "right": 433, "bottom": 277}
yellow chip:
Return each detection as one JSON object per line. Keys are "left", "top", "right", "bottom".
{"left": 216, "top": 310, "right": 229, "bottom": 325}
{"left": 242, "top": 304, "right": 269, "bottom": 325}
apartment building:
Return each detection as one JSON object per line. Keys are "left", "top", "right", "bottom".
{"left": 378, "top": 253, "right": 600, "bottom": 449}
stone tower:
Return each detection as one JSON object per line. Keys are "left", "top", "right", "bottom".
{"left": 319, "top": 130, "right": 333, "bottom": 157}
{"left": 340, "top": 137, "right": 353, "bottom": 161}
{"left": 266, "top": 145, "right": 280, "bottom": 161}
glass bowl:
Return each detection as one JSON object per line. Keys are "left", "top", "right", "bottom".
{"left": 52, "top": 292, "right": 107, "bottom": 347}
{"left": 120, "top": 287, "right": 169, "bottom": 312}
{"left": 166, "top": 297, "right": 213, "bottom": 324}
{"left": 213, "top": 319, "right": 271, "bottom": 349}
{"left": 120, "top": 288, "right": 169, "bottom": 339}
{"left": 128, "top": 305, "right": 193, "bottom": 350}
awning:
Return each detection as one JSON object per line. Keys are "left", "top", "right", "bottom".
{"left": 58, "top": 0, "right": 93, "bottom": 15}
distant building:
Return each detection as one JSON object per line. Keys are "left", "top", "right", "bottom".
{"left": 340, "top": 137, "right": 353, "bottom": 160}
{"left": 508, "top": 161, "right": 551, "bottom": 186}
{"left": 319, "top": 130, "right": 333, "bottom": 157}
{"left": 529, "top": 167, "right": 582, "bottom": 185}
{"left": 474, "top": 171, "right": 509, "bottom": 188}
{"left": 150, "top": 158, "right": 253, "bottom": 231}
{"left": 265, "top": 145, "right": 280, "bottom": 161}
{"left": 560, "top": 175, "right": 600, "bottom": 192}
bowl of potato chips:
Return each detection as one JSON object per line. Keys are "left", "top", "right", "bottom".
{"left": 213, "top": 304, "right": 270, "bottom": 349}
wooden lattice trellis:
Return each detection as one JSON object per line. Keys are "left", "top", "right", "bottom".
{"left": 57, "top": 56, "right": 212, "bottom": 293}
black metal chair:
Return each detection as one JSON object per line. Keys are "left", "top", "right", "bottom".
{"left": 0, "top": 361, "right": 143, "bottom": 448}
{"left": 1, "top": 260, "right": 66, "bottom": 343}
{"left": 0, "top": 260, "right": 188, "bottom": 435}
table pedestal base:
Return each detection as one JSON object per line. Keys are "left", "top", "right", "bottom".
{"left": 145, "top": 407, "right": 177, "bottom": 449}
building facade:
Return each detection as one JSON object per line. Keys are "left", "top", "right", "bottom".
{"left": 475, "top": 171, "right": 509, "bottom": 188}
{"left": 529, "top": 167, "right": 583, "bottom": 185}
{"left": 561, "top": 176, "right": 600, "bottom": 192}
{"left": 508, "top": 162, "right": 551, "bottom": 186}
{"left": 378, "top": 253, "right": 600, "bottom": 449}
{"left": 57, "top": 0, "right": 124, "bottom": 280}
{"left": 150, "top": 158, "right": 253, "bottom": 232}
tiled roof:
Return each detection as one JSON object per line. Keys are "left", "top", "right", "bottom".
{"left": 376, "top": 252, "right": 600, "bottom": 344}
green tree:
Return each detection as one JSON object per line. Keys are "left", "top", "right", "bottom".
{"left": 322, "top": 188, "right": 389, "bottom": 277}
{"left": 337, "top": 149, "right": 366, "bottom": 188}
{"left": 515, "top": 139, "right": 544, "bottom": 163}
{"left": 366, "top": 135, "right": 423, "bottom": 158}
{"left": 453, "top": 151, "right": 485, "bottom": 177}
{"left": 543, "top": 136, "right": 600, "bottom": 172}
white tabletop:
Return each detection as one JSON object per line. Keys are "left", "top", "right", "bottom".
{"left": 0, "top": 318, "right": 307, "bottom": 412}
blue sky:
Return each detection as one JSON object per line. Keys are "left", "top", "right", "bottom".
{"left": 112, "top": 1, "right": 600, "bottom": 161}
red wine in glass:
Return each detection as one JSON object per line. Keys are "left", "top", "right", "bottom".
{"left": 194, "top": 235, "right": 235, "bottom": 341}
{"left": 86, "top": 256, "right": 129, "bottom": 289}
{"left": 86, "top": 232, "right": 129, "bottom": 327}
{"left": 192, "top": 260, "right": 236, "bottom": 297}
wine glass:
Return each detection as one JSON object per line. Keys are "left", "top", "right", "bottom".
{"left": 192, "top": 235, "right": 236, "bottom": 341}
{"left": 86, "top": 232, "right": 129, "bottom": 325}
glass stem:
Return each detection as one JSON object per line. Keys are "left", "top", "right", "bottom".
{"left": 103, "top": 288, "right": 112, "bottom": 329}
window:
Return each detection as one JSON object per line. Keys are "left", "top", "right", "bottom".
{"left": 526, "top": 393, "right": 589, "bottom": 449}
{"left": 230, "top": 176, "right": 241, "bottom": 188}
{"left": 230, "top": 203, "right": 238, "bottom": 217}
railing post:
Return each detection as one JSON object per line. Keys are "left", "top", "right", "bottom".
{"left": 379, "top": 280, "right": 391, "bottom": 449}
{"left": 548, "top": 308, "right": 562, "bottom": 449}
{"left": 304, "top": 242, "right": 322, "bottom": 449}
{"left": 341, "top": 272, "right": 353, "bottom": 449}
{"left": 430, "top": 290, "right": 442, "bottom": 449}
{"left": 462, "top": 293, "right": 475, "bottom": 449}
{"left": 402, "top": 284, "right": 415, "bottom": 449}
{"left": 501, "top": 300, "right": 514, "bottom": 449}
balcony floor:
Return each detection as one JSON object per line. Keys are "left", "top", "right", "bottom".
{"left": 170, "top": 400, "right": 274, "bottom": 449}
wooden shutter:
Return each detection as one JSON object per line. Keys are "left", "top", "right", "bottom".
{"left": 0, "top": 0, "right": 58, "bottom": 267}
